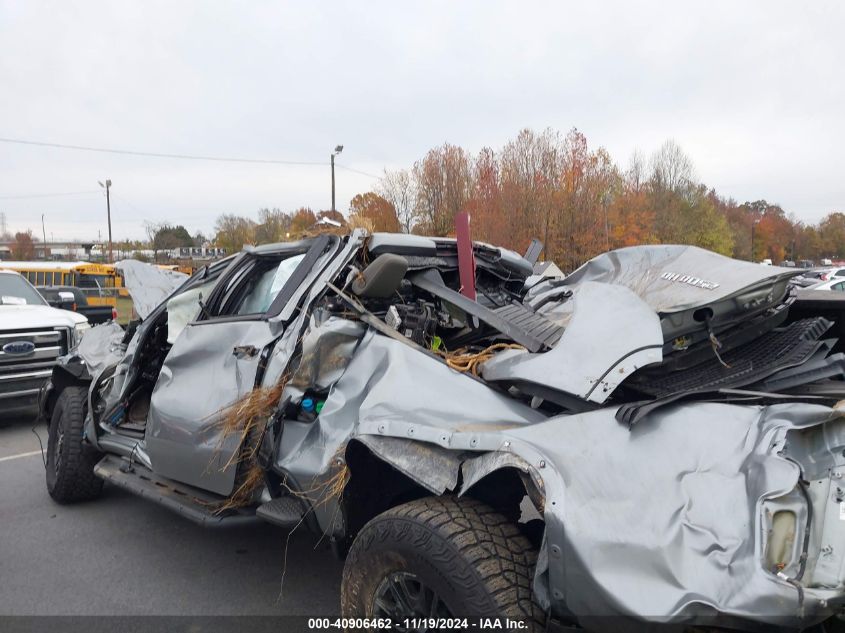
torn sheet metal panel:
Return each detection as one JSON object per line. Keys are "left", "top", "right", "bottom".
{"left": 73, "top": 321, "right": 126, "bottom": 377}
{"left": 499, "top": 402, "right": 845, "bottom": 625}
{"left": 115, "top": 260, "right": 189, "bottom": 320}
{"left": 276, "top": 327, "right": 543, "bottom": 486}
{"left": 481, "top": 282, "right": 663, "bottom": 403}
{"left": 277, "top": 314, "right": 845, "bottom": 625}
{"left": 459, "top": 450, "right": 544, "bottom": 508}
{"left": 284, "top": 315, "right": 367, "bottom": 398}
{"left": 356, "top": 435, "right": 464, "bottom": 495}
{"left": 276, "top": 327, "right": 542, "bottom": 535}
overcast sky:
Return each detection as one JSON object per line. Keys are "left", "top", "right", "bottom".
{"left": 0, "top": 1, "right": 842, "bottom": 241}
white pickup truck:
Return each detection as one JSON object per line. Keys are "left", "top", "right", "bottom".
{"left": 0, "top": 269, "right": 90, "bottom": 412}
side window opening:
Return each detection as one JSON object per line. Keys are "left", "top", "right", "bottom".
{"left": 236, "top": 254, "right": 306, "bottom": 315}
{"left": 202, "top": 252, "right": 308, "bottom": 319}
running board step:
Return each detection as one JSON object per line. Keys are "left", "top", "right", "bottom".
{"left": 93, "top": 455, "right": 257, "bottom": 527}
{"left": 256, "top": 495, "right": 305, "bottom": 528}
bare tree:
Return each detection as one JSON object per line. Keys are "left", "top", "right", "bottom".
{"left": 626, "top": 149, "right": 646, "bottom": 193}
{"left": 649, "top": 139, "right": 695, "bottom": 194}
{"left": 378, "top": 169, "right": 417, "bottom": 233}
{"left": 143, "top": 220, "right": 162, "bottom": 261}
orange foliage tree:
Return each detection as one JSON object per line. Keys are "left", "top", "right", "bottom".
{"left": 348, "top": 192, "right": 399, "bottom": 232}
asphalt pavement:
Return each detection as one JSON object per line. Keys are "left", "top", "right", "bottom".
{"left": 0, "top": 411, "right": 343, "bottom": 618}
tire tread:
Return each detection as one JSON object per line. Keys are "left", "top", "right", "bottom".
{"left": 47, "top": 386, "right": 103, "bottom": 503}
{"left": 342, "top": 496, "right": 544, "bottom": 627}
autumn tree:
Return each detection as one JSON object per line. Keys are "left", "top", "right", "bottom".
{"left": 289, "top": 208, "right": 317, "bottom": 234}
{"left": 413, "top": 144, "right": 472, "bottom": 236}
{"left": 254, "top": 208, "right": 292, "bottom": 244}
{"left": 498, "top": 129, "right": 563, "bottom": 258}
{"left": 365, "top": 127, "right": 835, "bottom": 269}
{"left": 794, "top": 223, "right": 822, "bottom": 262}
{"left": 467, "top": 147, "right": 506, "bottom": 247}
{"left": 819, "top": 212, "right": 845, "bottom": 259}
{"left": 214, "top": 214, "right": 256, "bottom": 252}
{"left": 11, "top": 230, "right": 35, "bottom": 259}
{"left": 348, "top": 192, "right": 399, "bottom": 232}
{"left": 607, "top": 151, "right": 655, "bottom": 248}
{"left": 556, "top": 134, "right": 619, "bottom": 269}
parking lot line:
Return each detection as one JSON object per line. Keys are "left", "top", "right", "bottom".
{"left": 0, "top": 450, "right": 43, "bottom": 463}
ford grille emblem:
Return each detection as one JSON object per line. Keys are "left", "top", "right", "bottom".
{"left": 2, "top": 341, "right": 36, "bottom": 355}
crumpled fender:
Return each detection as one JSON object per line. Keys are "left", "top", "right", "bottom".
{"left": 354, "top": 434, "right": 546, "bottom": 508}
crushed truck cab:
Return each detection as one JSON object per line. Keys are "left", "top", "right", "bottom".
{"left": 40, "top": 231, "right": 845, "bottom": 630}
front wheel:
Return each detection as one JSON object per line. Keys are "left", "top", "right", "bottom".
{"left": 341, "top": 497, "right": 544, "bottom": 630}
{"left": 46, "top": 386, "right": 104, "bottom": 503}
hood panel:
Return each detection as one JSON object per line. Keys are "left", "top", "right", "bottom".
{"left": 0, "top": 304, "right": 87, "bottom": 329}
{"left": 529, "top": 245, "right": 800, "bottom": 346}
{"left": 555, "top": 244, "right": 800, "bottom": 314}
{"left": 115, "top": 260, "right": 189, "bottom": 320}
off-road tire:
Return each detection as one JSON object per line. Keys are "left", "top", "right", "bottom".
{"left": 46, "top": 386, "right": 103, "bottom": 503}
{"left": 341, "top": 496, "right": 545, "bottom": 629}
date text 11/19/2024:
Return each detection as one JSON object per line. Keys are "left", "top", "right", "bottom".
{"left": 307, "top": 617, "right": 530, "bottom": 630}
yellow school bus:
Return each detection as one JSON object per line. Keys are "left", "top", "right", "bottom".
{"left": 0, "top": 261, "right": 123, "bottom": 307}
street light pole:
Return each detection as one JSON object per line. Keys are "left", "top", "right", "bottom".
{"left": 331, "top": 145, "right": 343, "bottom": 213}
{"left": 41, "top": 214, "right": 47, "bottom": 259}
{"left": 750, "top": 216, "right": 761, "bottom": 263}
{"left": 99, "top": 179, "right": 113, "bottom": 263}
{"left": 751, "top": 220, "right": 755, "bottom": 262}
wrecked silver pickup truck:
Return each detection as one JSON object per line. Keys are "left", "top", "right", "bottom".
{"left": 39, "top": 231, "right": 845, "bottom": 631}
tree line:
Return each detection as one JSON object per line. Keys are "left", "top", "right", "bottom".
{"left": 213, "top": 127, "right": 843, "bottom": 271}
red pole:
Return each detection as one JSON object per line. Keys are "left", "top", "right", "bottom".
{"left": 455, "top": 211, "right": 476, "bottom": 300}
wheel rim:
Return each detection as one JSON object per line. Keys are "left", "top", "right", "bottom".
{"left": 372, "top": 571, "right": 452, "bottom": 629}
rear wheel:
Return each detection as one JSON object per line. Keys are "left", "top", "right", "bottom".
{"left": 46, "top": 386, "right": 104, "bottom": 503}
{"left": 341, "top": 497, "right": 544, "bottom": 630}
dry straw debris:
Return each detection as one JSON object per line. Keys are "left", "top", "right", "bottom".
{"left": 207, "top": 376, "right": 288, "bottom": 513}
{"left": 436, "top": 342, "right": 525, "bottom": 376}
{"left": 207, "top": 374, "right": 351, "bottom": 514}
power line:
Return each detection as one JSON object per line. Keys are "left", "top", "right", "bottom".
{"left": 0, "top": 136, "right": 327, "bottom": 166}
{"left": 0, "top": 190, "right": 100, "bottom": 200}
{"left": 109, "top": 192, "right": 149, "bottom": 218}
{"left": 335, "top": 163, "right": 381, "bottom": 179}
{"left": 0, "top": 136, "right": 383, "bottom": 179}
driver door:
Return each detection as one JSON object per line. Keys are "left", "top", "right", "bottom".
{"left": 145, "top": 238, "right": 328, "bottom": 495}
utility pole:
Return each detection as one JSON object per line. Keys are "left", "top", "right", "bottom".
{"left": 41, "top": 213, "right": 47, "bottom": 259}
{"left": 331, "top": 145, "right": 343, "bottom": 213}
{"left": 99, "top": 179, "right": 113, "bottom": 263}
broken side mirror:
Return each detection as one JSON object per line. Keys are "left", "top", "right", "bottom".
{"left": 352, "top": 253, "right": 408, "bottom": 298}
